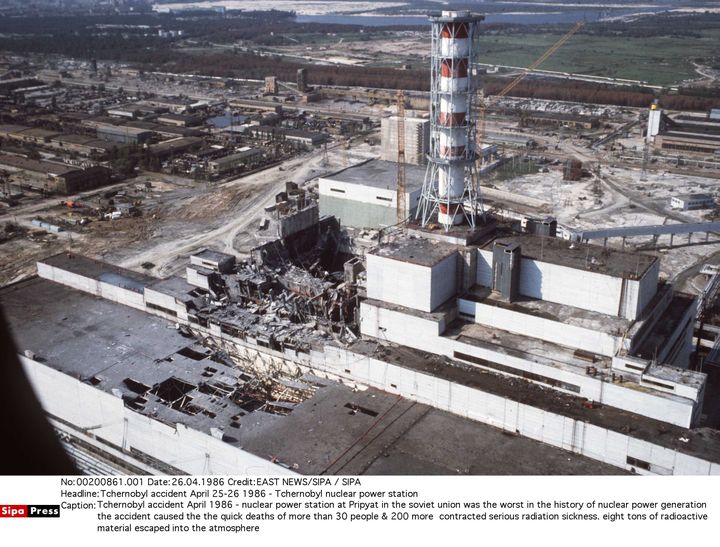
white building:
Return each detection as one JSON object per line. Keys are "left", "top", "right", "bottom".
{"left": 670, "top": 193, "right": 716, "bottom": 211}
{"left": 318, "top": 159, "right": 425, "bottom": 229}
{"left": 360, "top": 233, "right": 704, "bottom": 429}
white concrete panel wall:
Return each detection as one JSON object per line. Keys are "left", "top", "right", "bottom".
{"left": 360, "top": 302, "right": 448, "bottom": 354}
{"left": 477, "top": 249, "right": 640, "bottom": 319}
{"left": 621, "top": 263, "right": 659, "bottom": 320}
{"left": 463, "top": 299, "right": 621, "bottom": 357}
{"left": 21, "top": 356, "right": 296, "bottom": 476}
{"left": 144, "top": 287, "right": 186, "bottom": 316}
{"left": 318, "top": 347, "right": 719, "bottom": 475}
{"left": 98, "top": 282, "right": 145, "bottom": 310}
{"left": 318, "top": 177, "right": 421, "bottom": 210}
{"left": 519, "top": 258, "right": 624, "bottom": 316}
{"left": 38, "top": 263, "right": 101, "bottom": 296}
{"left": 476, "top": 249, "right": 492, "bottom": 286}
{"left": 599, "top": 381, "right": 694, "bottom": 427}
{"left": 430, "top": 253, "right": 457, "bottom": 310}
{"left": 38, "top": 263, "right": 145, "bottom": 310}
{"left": 186, "top": 267, "right": 210, "bottom": 290}
{"left": 636, "top": 260, "right": 660, "bottom": 318}
{"left": 366, "top": 255, "right": 433, "bottom": 312}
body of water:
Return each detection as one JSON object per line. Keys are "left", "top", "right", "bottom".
{"left": 296, "top": 8, "right": 664, "bottom": 27}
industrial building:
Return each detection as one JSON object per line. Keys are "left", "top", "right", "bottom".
{"left": 360, "top": 231, "right": 702, "bottom": 431}
{"left": 3, "top": 253, "right": 634, "bottom": 475}
{"left": 147, "top": 136, "right": 203, "bottom": 160}
{"left": 50, "top": 134, "right": 112, "bottom": 156}
{"left": 649, "top": 108, "right": 720, "bottom": 156}
{"left": 521, "top": 111, "right": 600, "bottom": 130}
{"left": 2, "top": 221, "right": 719, "bottom": 475}
{"left": 155, "top": 113, "right": 203, "bottom": 127}
{"left": 0, "top": 124, "right": 110, "bottom": 156}
{"left": 670, "top": 193, "right": 716, "bottom": 211}
{"left": 318, "top": 159, "right": 426, "bottom": 229}
{"left": 380, "top": 115, "right": 430, "bottom": 165}
{"left": 207, "top": 148, "right": 263, "bottom": 176}
{"left": 247, "top": 125, "right": 328, "bottom": 146}
{"left": 0, "top": 154, "right": 111, "bottom": 194}
{"left": 96, "top": 124, "right": 154, "bottom": 145}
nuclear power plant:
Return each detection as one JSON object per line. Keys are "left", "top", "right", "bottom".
{"left": 2, "top": 9, "right": 720, "bottom": 478}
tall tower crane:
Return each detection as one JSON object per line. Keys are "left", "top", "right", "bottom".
{"left": 474, "top": 21, "right": 585, "bottom": 164}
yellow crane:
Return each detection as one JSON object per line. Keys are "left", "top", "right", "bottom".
{"left": 396, "top": 89, "right": 407, "bottom": 224}
{"left": 475, "top": 21, "right": 585, "bottom": 161}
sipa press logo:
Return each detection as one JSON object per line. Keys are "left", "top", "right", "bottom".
{"left": 0, "top": 505, "right": 60, "bottom": 518}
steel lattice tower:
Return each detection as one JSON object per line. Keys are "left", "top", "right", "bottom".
{"left": 417, "top": 10, "right": 484, "bottom": 231}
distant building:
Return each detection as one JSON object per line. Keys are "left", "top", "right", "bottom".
{"left": 246, "top": 125, "right": 327, "bottom": 146}
{"left": 147, "top": 137, "right": 203, "bottom": 160}
{"left": 654, "top": 112, "right": 720, "bottom": 156}
{"left": 670, "top": 193, "right": 716, "bottom": 211}
{"left": 380, "top": 115, "right": 430, "bottom": 166}
{"left": 155, "top": 113, "right": 203, "bottom": 127}
{"left": 50, "top": 134, "right": 112, "bottom": 156}
{"left": 264, "top": 76, "right": 278, "bottom": 95}
{"left": 0, "top": 154, "right": 111, "bottom": 194}
{"left": 207, "top": 148, "right": 262, "bottom": 176}
{"left": 297, "top": 68, "right": 308, "bottom": 93}
{"left": 522, "top": 111, "right": 600, "bottom": 130}
{"left": 96, "top": 125, "right": 154, "bottom": 145}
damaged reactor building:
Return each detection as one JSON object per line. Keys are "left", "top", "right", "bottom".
{"left": 2, "top": 10, "right": 720, "bottom": 476}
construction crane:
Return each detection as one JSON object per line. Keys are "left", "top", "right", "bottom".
{"left": 475, "top": 21, "right": 585, "bottom": 162}
{"left": 396, "top": 89, "right": 407, "bottom": 224}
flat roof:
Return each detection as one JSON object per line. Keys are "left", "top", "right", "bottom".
{"left": 675, "top": 193, "right": 714, "bottom": 201}
{"left": 97, "top": 125, "right": 154, "bottom": 136}
{"left": 209, "top": 149, "right": 261, "bottom": 165}
{"left": 369, "top": 235, "right": 457, "bottom": 267}
{"left": 484, "top": 234, "right": 657, "bottom": 280}
{"left": 147, "top": 276, "right": 197, "bottom": 302}
{"left": 193, "top": 249, "right": 236, "bottom": 264}
{"left": 321, "top": 159, "right": 425, "bottom": 192}
{"left": 0, "top": 277, "right": 624, "bottom": 475}
{"left": 350, "top": 311, "right": 720, "bottom": 464}
{"left": 14, "top": 127, "right": 61, "bottom": 138}
{"left": 0, "top": 154, "right": 79, "bottom": 176}
{"left": 41, "top": 253, "right": 155, "bottom": 293}
{"left": 148, "top": 136, "right": 202, "bottom": 153}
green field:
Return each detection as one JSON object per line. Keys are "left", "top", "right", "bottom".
{"left": 477, "top": 30, "right": 720, "bottom": 86}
